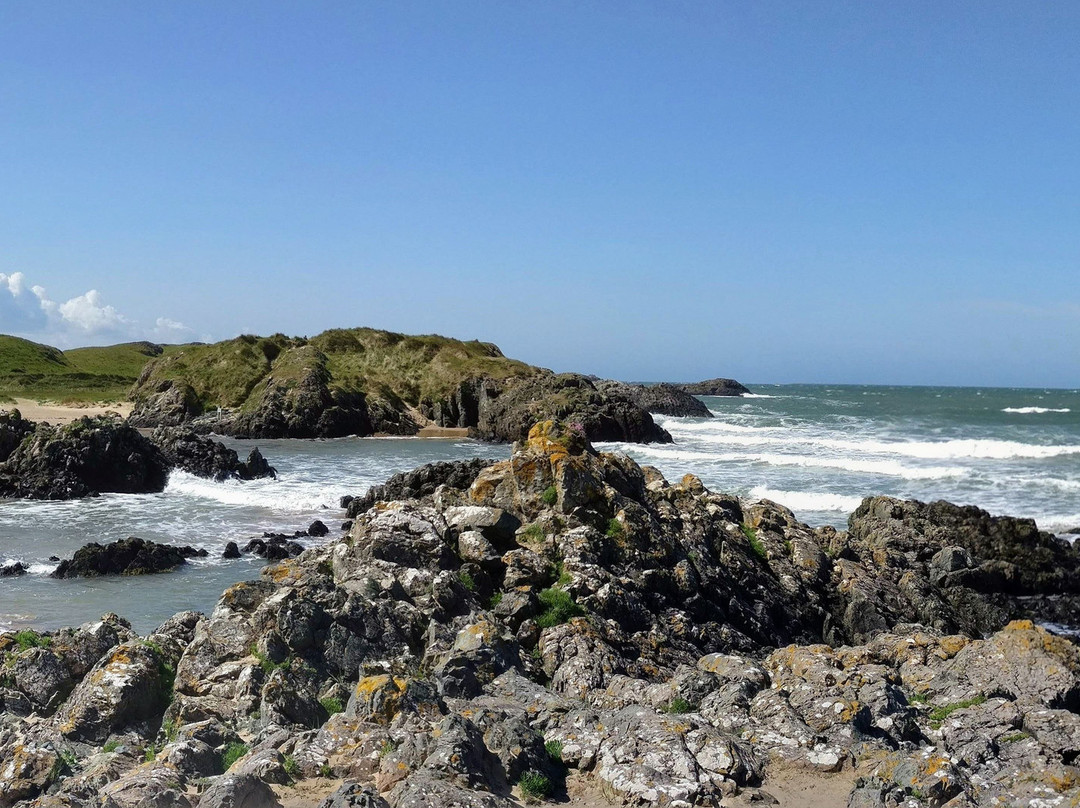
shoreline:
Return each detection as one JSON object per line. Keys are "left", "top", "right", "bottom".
{"left": 1, "top": 397, "right": 133, "bottom": 425}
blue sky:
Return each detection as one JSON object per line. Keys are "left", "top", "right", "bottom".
{"left": 1, "top": 2, "right": 1077, "bottom": 386}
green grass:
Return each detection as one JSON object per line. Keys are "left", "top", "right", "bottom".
{"left": 519, "top": 523, "right": 546, "bottom": 544}
{"left": 144, "top": 744, "right": 158, "bottom": 762}
{"left": 741, "top": 525, "right": 767, "bottom": 561}
{"left": 518, "top": 770, "right": 553, "bottom": 802}
{"left": 0, "top": 335, "right": 189, "bottom": 403}
{"left": 541, "top": 486, "right": 558, "bottom": 506}
{"left": 929, "top": 695, "right": 988, "bottom": 727}
{"left": 487, "top": 591, "right": 503, "bottom": 610}
{"left": 458, "top": 570, "right": 476, "bottom": 592}
{"left": 605, "top": 518, "right": 624, "bottom": 540}
{"left": 13, "top": 630, "right": 51, "bottom": 651}
{"left": 283, "top": 755, "right": 301, "bottom": 780}
{"left": 662, "top": 697, "right": 693, "bottom": 715}
{"left": 221, "top": 742, "right": 249, "bottom": 770}
{"left": 536, "top": 588, "right": 584, "bottom": 629}
{"left": 999, "top": 731, "right": 1030, "bottom": 744}
{"left": 250, "top": 643, "right": 289, "bottom": 675}
{"left": 102, "top": 740, "right": 120, "bottom": 753}
{"left": 319, "top": 696, "right": 344, "bottom": 716}
{"left": 908, "top": 691, "right": 929, "bottom": 704}
{"left": 378, "top": 739, "right": 397, "bottom": 758}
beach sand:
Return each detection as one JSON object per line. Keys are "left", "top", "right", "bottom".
{"left": 1, "top": 397, "right": 133, "bottom": 425}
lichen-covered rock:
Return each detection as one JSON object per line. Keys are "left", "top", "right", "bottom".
{"left": 57, "top": 640, "right": 173, "bottom": 742}
{"left": 344, "top": 459, "right": 496, "bottom": 519}
{"left": 96, "top": 760, "right": 191, "bottom": 808}
{"left": 197, "top": 773, "right": 282, "bottom": 808}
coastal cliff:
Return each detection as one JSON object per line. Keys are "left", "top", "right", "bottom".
{"left": 2, "top": 421, "right": 1079, "bottom": 807}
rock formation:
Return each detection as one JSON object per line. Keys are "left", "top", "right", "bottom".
{"left": 2, "top": 421, "right": 1079, "bottom": 807}
{"left": 677, "top": 377, "right": 752, "bottom": 396}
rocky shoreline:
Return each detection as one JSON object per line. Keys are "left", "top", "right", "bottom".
{"left": 2, "top": 420, "right": 1079, "bottom": 807}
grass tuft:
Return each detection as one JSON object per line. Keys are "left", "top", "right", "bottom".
{"left": 536, "top": 588, "right": 584, "bottom": 629}
{"left": 221, "top": 742, "right": 249, "bottom": 771}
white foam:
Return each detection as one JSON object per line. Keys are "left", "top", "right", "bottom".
{"left": 747, "top": 487, "right": 864, "bottom": 513}
{"left": 1002, "top": 407, "right": 1071, "bottom": 414}
{"left": 164, "top": 471, "right": 342, "bottom": 513}
{"left": 739, "top": 393, "right": 781, "bottom": 399}
{"left": 27, "top": 563, "right": 58, "bottom": 575}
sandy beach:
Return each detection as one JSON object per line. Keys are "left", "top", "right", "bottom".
{"left": 1, "top": 397, "right": 133, "bottom": 425}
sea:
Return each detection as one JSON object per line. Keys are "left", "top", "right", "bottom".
{"left": 2, "top": 384, "right": 1078, "bottom": 634}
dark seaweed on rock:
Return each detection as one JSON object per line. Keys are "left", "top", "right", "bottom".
{"left": 51, "top": 536, "right": 206, "bottom": 578}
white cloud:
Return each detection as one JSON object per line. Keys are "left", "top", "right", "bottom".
{"left": 0, "top": 271, "right": 199, "bottom": 347}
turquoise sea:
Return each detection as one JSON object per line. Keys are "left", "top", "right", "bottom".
{"left": 2, "top": 384, "right": 1077, "bottom": 633}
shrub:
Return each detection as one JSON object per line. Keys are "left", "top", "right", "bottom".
{"left": 605, "top": 518, "right": 624, "bottom": 539}
{"left": 283, "top": 755, "right": 301, "bottom": 780}
{"left": 536, "top": 588, "right": 584, "bottom": 629}
{"left": 102, "top": 740, "right": 120, "bottom": 754}
{"left": 520, "top": 523, "right": 546, "bottom": 544}
{"left": 487, "top": 591, "right": 503, "bottom": 610}
{"left": 319, "top": 695, "right": 344, "bottom": 716}
{"left": 144, "top": 744, "right": 158, "bottom": 763}
{"left": 458, "top": 570, "right": 476, "bottom": 591}
{"left": 541, "top": 486, "right": 558, "bottom": 506}
{"left": 378, "top": 739, "right": 397, "bottom": 758}
{"left": 319, "top": 763, "right": 333, "bottom": 778}
{"left": 221, "top": 741, "right": 249, "bottom": 770}
{"left": 518, "top": 769, "right": 553, "bottom": 801}
{"left": 663, "top": 697, "right": 693, "bottom": 715}
{"left": 545, "top": 739, "right": 563, "bottom": 763}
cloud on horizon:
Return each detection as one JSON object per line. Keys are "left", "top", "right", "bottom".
{"left": 0, "top": 271, "right": 198, "bottom": 347}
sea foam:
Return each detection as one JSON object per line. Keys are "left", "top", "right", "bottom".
{"left": 1002, "top": 407, "right": 1071, "bottom": 414}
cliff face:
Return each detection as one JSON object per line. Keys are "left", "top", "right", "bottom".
{"left": 3, "top": 421, "right": 1080, "bottom": 807}
{"left": 129, "top": 329, "right": 672, "bottom": 444}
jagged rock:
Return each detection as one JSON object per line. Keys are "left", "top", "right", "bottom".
{"left": 0, "top": 417, "right": 169, "bottom": 499}
{"left": 56, "top": 640, "right": 173, "bottom": 742}
{"left": 52, "top": 537, "right": 204, "bottom": 578}
{"left": 319, "top": 782, "right": 391, "bottom": 808}
{"left": 223, "top": 541, "right": 241, "bottom": 559}
{"left": 149, "top": 427, "right": 277, "bottom": 481}
{"left": 158, "top": 738, "right": 220, "bottom": 778}
{"left": 676, "top": 378, "right": 752, "bottom": 396}
{"left": 345, "top": 458, "right": 496, "bottom": 519}
{"left": 0, "top": 408, "right": 34, "bottom": 463}
{"left": 128, "top": 379, "right": 203, "bottom": 428}
{"left": 594, "top": 380, "right": 714, "bottom": 418}
{"left": 0, "top": 561, "right": 26, "bottom": 576}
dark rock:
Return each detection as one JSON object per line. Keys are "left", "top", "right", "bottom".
{"left": 345, "top": 458, "right": 496, "bottom": 518}
{"left": 0, "top": 560, "right": 26, "bottom": 576}
{"left": 318, "top": 782, "right": 391, "bottom": 808}
{"left": 594, "top": 380, "right": 714, "bottom": 418}
{"left": 308, "top": 519, "right": 329, "bottom": 537}
{"left": 0, "top": 408, "right": 34, "bottom": 463}
{"left": 676, "top": 377, "right": 752, "bottom": 396}
{"left": 52, "top": 537, "right": 200, "bottom": 578}
{"left": 223, "top": 541, "right": 241, "bottom": 559}
{"left": 149, "top": 427, "right": 277, "bottom": 482}
{"left": 0, "top": 417, "right": 169, "bottom": 500}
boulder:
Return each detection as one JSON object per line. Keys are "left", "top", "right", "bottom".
{"left": 196, "top": 774, "right": 282, "bottom": 808}
{"left": 0, "top": 408, "right": 34, "bottom": 463}
{"left": 345, "top": 458, "right": 496, "bottom": 519}
{"left": 149, "top": 427, "right": 277, "bottom": 481}
{"left": 594, "top": 380, "right": 714, "bottom": 418}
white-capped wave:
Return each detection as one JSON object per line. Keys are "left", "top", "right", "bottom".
{"left": 739, "top": 393, "right": 780, "bottom": 399}
{"left": 1002, "top": 407, "right": 1071, "bottom": 414}
{"left": 164, "top": 471, "right": 341, "bottom": 513}
{"left": 747, "top": 487, "right": 864, "bottom": 513}
{"left": 27, "top": 563, "right": 58, "bottom": 575}
{"left": 663, "top": 426, "right": 1080, "bottom": 460}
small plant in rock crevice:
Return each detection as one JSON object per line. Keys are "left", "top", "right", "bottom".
{"left": 541, "top": 486, "right": 558, "bottom": 506}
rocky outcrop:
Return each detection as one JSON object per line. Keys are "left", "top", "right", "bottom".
{"left": 128, "top": 379, "right": 202, "bottom": 428}
{"left": 6, "top": 424, "right": 1080, "bottom": 807}
{"left": 342, "top": 458, "right": 497, "bottom": 519}
{"left": 51, "top": 537, "right": 207, "bottom": 578}
{"left": 594, "top": 380, "right": 713, "bottom": 418}
{"left": 468, "top": 373, "right": 672, "bottom": 444}
{"left": 149, "top": 427, "right": 277, "bottom": 481}
{"left": 0, "top": 409, "right": 34, "bottom": 464}
{"left": 676, "top": 377, "right": 751, "bottom": 396}
{"left": 0, "top": 417, "right": 169, "bottom": 500}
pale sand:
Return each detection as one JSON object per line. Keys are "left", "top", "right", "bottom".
{"left": 1, "top": 397, "right": 133, "bottom": 425}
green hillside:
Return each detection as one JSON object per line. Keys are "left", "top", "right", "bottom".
{"left": 0, "top": 336, "right": 186, "bottom": 403}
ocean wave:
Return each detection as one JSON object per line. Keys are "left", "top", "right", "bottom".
{"left": 747, "top": 487, "right": 864, "bottom": 513}
{"left": 1002, "top": 407, "right": 1071, "bottom": 414}
{"left": 665, "top": 428, "right": 1080, "bottom": 460}
{"left": 27, "top": 563, "right": 58, "bottom": 575}
{"left": 164, "top": 471, "right": 342, "bottom": 513}
{"left": 739, "top": 393, "right": 781, "bottom": 399}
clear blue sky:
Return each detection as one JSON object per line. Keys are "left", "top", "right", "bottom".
{"left": 1, "top": 2, "right": 1078, "bottom": 386}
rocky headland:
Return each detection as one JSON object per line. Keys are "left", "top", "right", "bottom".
{"left": 2, "top": 420, "right": 1079, "bottom": 808}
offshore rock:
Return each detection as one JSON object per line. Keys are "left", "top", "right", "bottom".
{"left": 594, "top": 380, "right": 714, "bottom": 418}
{"left": 344, "top": 458, "right": 496, "bottom": 519}
{"left": 676, "top": 377, "right": 752, "bottom": 396}
{"left": 0, "top": 417, "right": 169, "bottom": 500}
{"left": 51, "top": 537, "right": 205, "bottom": 578}
{"left": 149, "top": 427, "right": 277, "bottom": 481}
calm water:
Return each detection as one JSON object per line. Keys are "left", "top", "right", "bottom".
{"left": 2, "top": 384, "right": 1078, "bottom": 633}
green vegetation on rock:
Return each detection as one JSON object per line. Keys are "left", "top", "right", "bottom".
{"left": 536, "top": 587, "right": 584, "bottom": 628}
{"left": 518, "top": 770, "right": 553, "bottom": 801}
{"left": 221, "top": 741, "right": 249, "bottom": 770}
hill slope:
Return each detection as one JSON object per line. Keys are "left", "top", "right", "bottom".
{"left": 0, "top": 336, "right": 184, "bottom": 403}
